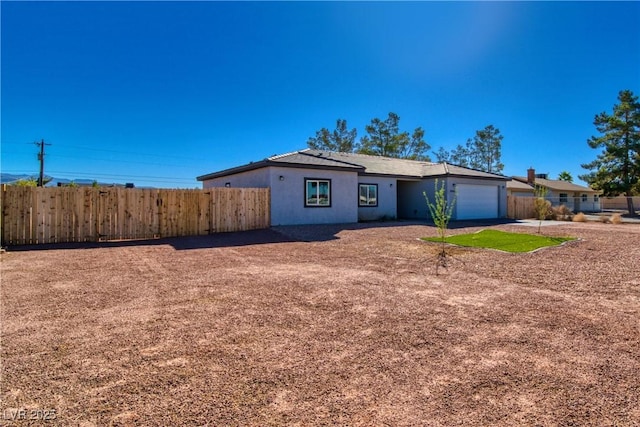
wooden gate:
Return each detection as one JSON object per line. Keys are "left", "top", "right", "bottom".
{"left": 507, "top": 196, "right": 536, "bottom": 219}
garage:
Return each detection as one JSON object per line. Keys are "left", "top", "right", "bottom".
{"left": 455, "top": 184, "right": 499, "bottom": 220}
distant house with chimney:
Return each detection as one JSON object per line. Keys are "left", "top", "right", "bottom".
{"left": 506, "top": 168, "right": 601, "bottom": 212}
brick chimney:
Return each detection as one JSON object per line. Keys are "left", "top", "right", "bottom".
{"left": 527, "top": 168, "right": 535, "bottom": 185}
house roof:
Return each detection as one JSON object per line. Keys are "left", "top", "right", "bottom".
{"left": 511, "top": 176, "right": 599, "bottom": 193}
{"left": 196, "top": 149, "right": 364, "bottom": 181}
{"left": 506, "top": 179, "right": 535, "bottom": 191}
{"left": 197, "top": 149, "right": 509, "bottom": 181}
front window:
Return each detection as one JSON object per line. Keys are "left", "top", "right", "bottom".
{"left": 305, "top": 179, "right": 331, "bottom": 207}
{"left": 594, "top": 195, "right": 599, "bottom": 202}
{"left": 581, "top": 194, "right": 587, "bottom": 202}
{"left": 559, "top": 193, "right": 568, "bottom": 203}
{"left": 359, "top": 184, "right": 378, "bottom": 206}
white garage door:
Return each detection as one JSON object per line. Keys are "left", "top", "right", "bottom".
{"left": 456, "top": 184, "right": 498, "bottom": 220}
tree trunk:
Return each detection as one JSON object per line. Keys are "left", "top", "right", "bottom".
{"left": 627, "top": 194, "right": 637, "bottom": 216}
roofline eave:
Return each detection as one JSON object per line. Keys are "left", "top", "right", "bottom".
{"left": 197, "top": 161, "right": 364, "bottom": 181}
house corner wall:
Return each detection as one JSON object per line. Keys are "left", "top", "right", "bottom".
{"left": 201, "top": 168, "right": 270, "bottom": 189}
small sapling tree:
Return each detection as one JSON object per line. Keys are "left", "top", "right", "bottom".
{"left": 424, "top": 179, "right": 456, "bottom": 271}
{"left": 533, "top": 184, "right": 551, "bottom": 234}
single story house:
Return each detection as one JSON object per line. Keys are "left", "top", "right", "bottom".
{"left": 197, "top": 149, "right": 510, "bottom": 226}
{"left": 508, "top": 168, "right": 601, "bottom": 212}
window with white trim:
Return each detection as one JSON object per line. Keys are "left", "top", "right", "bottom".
{"left": 305, "top": 179, "right": 331, "bottom": 207}
{"left": 582, "top": 194, "right": 588, "bottom": 202}
{"left": 559, "top": 193, "right": 568, "bottom": 203}
{"left": 359, "top": 184, "right": 378, "bottom": 206}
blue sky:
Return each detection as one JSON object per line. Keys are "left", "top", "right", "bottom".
{"left": 2, "top": 1, "right": 639, "bottom": 188}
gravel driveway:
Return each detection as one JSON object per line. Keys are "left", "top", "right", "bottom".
{"left": 2, "top": 221, "right": 639, "bottom": 426}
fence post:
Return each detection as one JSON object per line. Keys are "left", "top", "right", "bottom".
{"left": 0, "top": 184, "right": 5, "bottom": 247}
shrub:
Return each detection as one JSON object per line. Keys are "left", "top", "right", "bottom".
{"left": 12, "top": 178, "right": 38, "bottom": 187}
{"left": 573, "top": 212, "right": 587, "bottom": 222}
{"left": 611, "top": 213, "right": 623, "bottom": 224}
{"left": 600, "top": 215, "right": 610, "bottom": 223}
{"left": 552, "top": 205, "right": 574, "bottom": 221}
{"left": 534, "top": 198, "right": 552, "bottom": 218}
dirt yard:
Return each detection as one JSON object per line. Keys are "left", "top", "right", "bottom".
{"left": 1, "top": 221, "right": 639, "bottom": 426}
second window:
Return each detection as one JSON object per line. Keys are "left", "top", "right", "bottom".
{"left": 359, "top": 184, "right": 378, "bottom": 207}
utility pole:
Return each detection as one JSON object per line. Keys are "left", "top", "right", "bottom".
{"left": 35, "top": 139, "right": 51, "bottom": 187}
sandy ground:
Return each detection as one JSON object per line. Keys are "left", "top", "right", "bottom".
{"left": 1, "top": 221, "right": 639, "bottom": 426}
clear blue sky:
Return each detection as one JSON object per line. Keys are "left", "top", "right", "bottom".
{"left": 2, "top": 1, "right": 639, "bottom": 188}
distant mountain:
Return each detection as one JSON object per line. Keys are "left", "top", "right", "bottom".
{"left": 47, "top": 177, "right": 98, "bottom": 187}
{"left": 1, "top": 173, "right": 130, "bottom": 187}
{"left": 0, "top": 173, "right": 41, "bottom": 184}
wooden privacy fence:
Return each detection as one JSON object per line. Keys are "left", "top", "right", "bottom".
{"left": 600, "top": 196, "right": 640, "bottom": 211}
{"left": 1, "top": 186, "right": 270, "bottom": 245}
{"left": 507, "top": 196, "right": 536, "bottom": 220}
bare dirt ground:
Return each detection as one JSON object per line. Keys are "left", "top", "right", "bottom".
{"left": 1, "top": 221, "right": 639, "bottom": 426}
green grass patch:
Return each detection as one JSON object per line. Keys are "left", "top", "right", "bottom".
{"left": 421, "top": 229, "right": 575, "bottom": 253}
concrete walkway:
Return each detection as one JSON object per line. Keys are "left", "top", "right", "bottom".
{"left": 512, "top": 219, "right": 572, "bottom": 227}
{"left": 513, "top": 216, "right": 640, "bottom": 227}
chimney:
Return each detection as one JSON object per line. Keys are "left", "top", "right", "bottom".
{"left": 527, "top": 168, "right": 535, "bottom": 185}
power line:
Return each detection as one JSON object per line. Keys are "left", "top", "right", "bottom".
{"left": 2, "top": 150, "right": 198, "bottom": 169}
{"left": 45, "top": 170, "right": 197, "bottom": 182}
{"left": 2, "top": 168, "right": 197, "bottom": 182}
{"left": 3, "top": 141, "right": 204, "bottom": 163}
{"left": 47, "top": 153, "right": 194, "bottom": 169}
{"left": 53, "top": 143, "right": 203, "bottom": 162}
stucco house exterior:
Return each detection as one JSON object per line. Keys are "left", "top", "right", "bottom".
{"left": 508, "top": 168, "right": 601, "bottom": 212}
{"left": 197, "top": 149, "right": 510, "bottom": 226}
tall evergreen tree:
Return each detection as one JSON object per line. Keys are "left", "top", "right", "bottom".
{"left": 450, "top": 143, "right": 471, "bottom": 168}
{"left": 357, "top": 112, "right": 431, "bottom": 161}
{"left": 433, "top": 147, "right": 452, "bottom": 163}
{"left": 307, "top": 119, "right": 357, "bottom": 152}
{"left": 557, "top": 171, "right": 573, "bottom": 182}
{"left": 580, "top": 89, "right": 640, "bottom": 215}
{"left": 435, "top": 125, "right": 504, "bottom": 173}
{"left": 468, "top": 125, "right": 504, "bottom": 173}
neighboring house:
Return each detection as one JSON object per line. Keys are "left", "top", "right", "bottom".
{"left": 197, "top": 149, "right": 510, "bottom": 226}
{"left": 508, "top": 168, "right": 601, "bottom": 212}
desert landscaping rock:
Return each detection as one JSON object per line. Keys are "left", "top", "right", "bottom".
{"left": 1, "top": 222, "right": 639, "bottom": 426}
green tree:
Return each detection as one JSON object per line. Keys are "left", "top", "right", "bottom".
{"left": 357, "top": 112, "right": 431, "bottom": 161}
{"left": 450, "top": 143, "right": 471, "bottom": 167}
{"left": 12, "top": 178, "right": 38, "bottom": 187}
{"left": 467, "top": 125, "right": 504, "bottom": 173}
{"left": 435, "top": 125, "right": 504, "bottom": 173}
{"left": 433, "top": 147, "right": 452, "bottom": 163}
{"left": 580, "top": 89, "right": 640, "bottom": 215}
{"left": 557, "top": 171, "right": 573, "bottom": 182}
{"left": 307, "top": 119, "right": 357, "bottom": 152}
